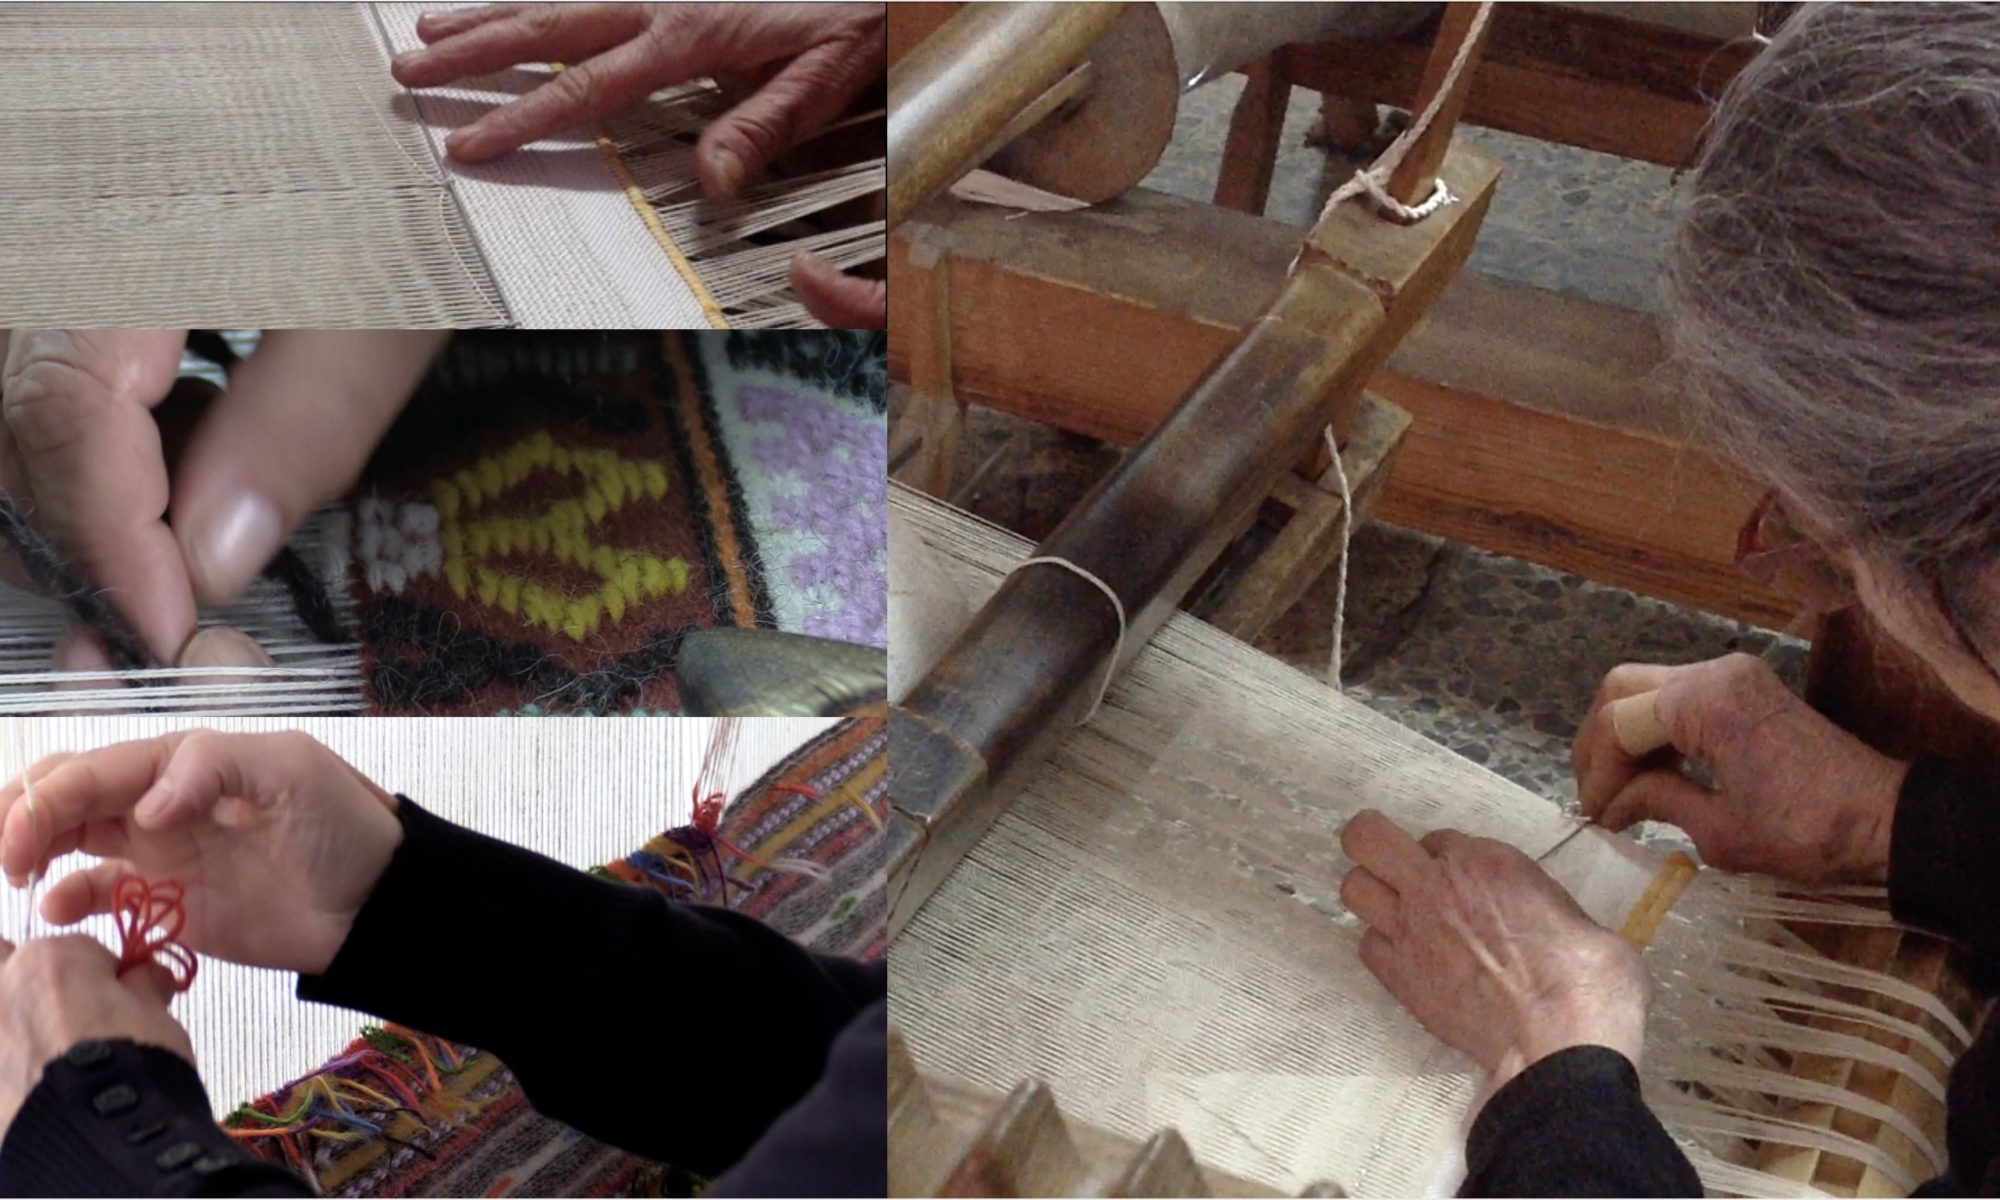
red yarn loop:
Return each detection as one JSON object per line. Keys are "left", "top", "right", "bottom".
{"left": 112, "top": 874, "right": 197, "bottom": 993}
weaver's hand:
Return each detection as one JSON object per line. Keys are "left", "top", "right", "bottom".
{"left": 0, "top": 934, "right": 193, "bottom": 1133}
{"left": 1340, "top": 810, "right": 1650, "bottom": 1090}
{"left": 0, "top": 731, "right": 404, "bottom": 976}
{"left": 0, "top": 331, "right": 445, "bottom": 668}
{"left": 1573, "top": 653, "right": 1906, "bottom": 883}
{"left": 391, "top": 3, "right": 887, "bottom": 328}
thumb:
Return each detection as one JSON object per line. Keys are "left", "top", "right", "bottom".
{"left": 169, "top": 331, "right": 443, "bottom": 603}
{"left": 697, "top": 41, "right": 877, "bottom": 199}
{"left": 789, "top": 253, "right": 885, "bottom": 329}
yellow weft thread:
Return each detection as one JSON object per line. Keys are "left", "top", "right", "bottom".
{"left": 432, "top": 432, "right": 692, "bottom": 643}
{"left": 1619, "top": 852, "right": 1699, "bottom": 948}
{"left": 545, "top": 60, "right": 729, "bottom": 328}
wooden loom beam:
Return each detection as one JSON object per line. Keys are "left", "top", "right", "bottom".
{"left": 886, "top": 186, "right": 1793, "bottom": 628}
{"left": 1279, "top": 2, "right": 1759, "bottom": 170}
{"left": 888, "top": 142, "right": 1500, "bottom": 934}
{"left": 886, "top": 2, "right": 1125, "bottom": 230}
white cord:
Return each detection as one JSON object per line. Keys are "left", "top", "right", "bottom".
{"left": 1010, "top": 556, "right": 1127, "bottom": 724}
{"left": 1324, "top": 428, "right": 1355, "bottom": 690}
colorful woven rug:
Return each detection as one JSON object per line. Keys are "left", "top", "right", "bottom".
{"left": 225, "top": 717, "right": 887, "bottom": 1196}
{"left": 352, "top": 331, "right": 886, "bottom": 715}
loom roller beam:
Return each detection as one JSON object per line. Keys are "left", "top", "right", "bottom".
{"left": 886, "top": 137, "right": 1502, "bottom": 936}
{"left": 886, "top": 2, "right": 1439, "bottom": 228}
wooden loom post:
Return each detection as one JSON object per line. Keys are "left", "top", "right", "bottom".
{"left": 1386, "top": 2, "right": 1493, "bottom": 205}
{"left": 887, "top": 3, "right": 1126, "bottom": 229}
{"left": 888, "top": 143, "right": 1501, "bottom": 932}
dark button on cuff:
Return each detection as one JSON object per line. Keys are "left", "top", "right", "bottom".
{"left": 126, "top": 1119, "right": 168, "bottom": 1145}
{"left": 91, "top": 1084, "right": 139, "bottom": 1117}
{"left": 64, "top": 1040, "right": 114, "bottom": 1069}
{"left": 192, "top": 1153, "right": 236, "bottom": 1175}
{"left": 156, "top": 1140, "right": 203, "bottom": 1171}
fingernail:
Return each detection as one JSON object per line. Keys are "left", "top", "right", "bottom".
{"left": 189, "top": 491, "right": 282, "bottom": 601}
{"left": 391, "top": 50, "right": 424, "bottom": 78}
{"left": 706, "top": 146, "right": 745, "bottom": 198}
{"left": 178, "top": 626, "right": 274, "bottom": 672}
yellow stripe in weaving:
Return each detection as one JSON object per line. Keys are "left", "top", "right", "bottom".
{"left": 730, "top": 754, "right": 887, "bottom": 881}
{"left": 591, "top": 124, "right": 729, "bottom": 329}
{"left": 1619, "top": 851, "right": 1698, "bottom": 948}
{"left": 544, "top": 61, "right": 728, "bottom": 329}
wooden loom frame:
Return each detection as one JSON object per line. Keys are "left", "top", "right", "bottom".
{"left": 886, "top": 3, "right": 1990, "bottom": 1195}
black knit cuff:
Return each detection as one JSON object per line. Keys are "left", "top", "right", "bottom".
{"left": 1890, "top": 758, "right": 2000, "bottom": 952}
{"left": 1464, "top": 1045, "right": 1700, "bottom": 1198}
{"left": 0, "top": 1039, "right": 307, "bottom": 1197}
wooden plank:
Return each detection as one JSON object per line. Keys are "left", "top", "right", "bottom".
{"left": 891, "top": 241, "right": 963, "bottom": 497}
{"left": 1213, "top": 57, "right": 1290, "bottom": 215}
{"left": 1279, "top": 2, "right": 1758, "bottom": 167}
{"left": 888, "top": 188, "right": 1792, "bottom": 625}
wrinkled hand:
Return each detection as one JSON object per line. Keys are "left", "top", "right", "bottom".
{"left": 0, "top": 934, "right": 193, "bottom": 1133}
{"left": 0, "top": 330, "right": 446, "bottom": 668}
{"left": 0, "top": 731, "right": 404, "bottom": 976}
{"left": 1574, "top": 653, "right": 1906, "bottom": 883}
{"left": 1340, "top": 810, "right": 1650, "bottom": 1089}
{"left": 391, "top": 4, "right": 886, "bottom": 328}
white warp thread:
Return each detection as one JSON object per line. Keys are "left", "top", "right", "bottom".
{"left": 1323, "top": 428, "right": 1355, "bottom": 689}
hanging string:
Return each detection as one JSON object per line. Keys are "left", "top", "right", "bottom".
{"left": 113, "top": 874, "right": 197, "bottom": 993}
{"left": 1008, "top": 557, "right": 1127, "bottom": 724}
{"left": 1310, "top": 1, "right": 1495, "bottom": 228}
{"left": 1323, "top": 429, "right": 1356, "bottom": 690}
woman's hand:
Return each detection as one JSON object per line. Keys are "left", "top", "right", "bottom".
{"left": 0, "top": 731, "right": 404, "bottom": 976}
{"left": 0, "top": 935, "right": 193, "bottom": 1133}
{"left": 1340, "top": 810, "right": 1650, "bottom": 1089}
{"left": 391, "top": 4, "right": 887, "bottom": 328}
{"left": 0, "top": 330, "right": 446, "bottom": 667}
{"left": 1573, "top": 653, "right": 1907, "bottom": 883}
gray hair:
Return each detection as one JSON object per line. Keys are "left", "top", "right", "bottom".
{"left": 1669, "top": 2, "right": 2000, "bottom": 632}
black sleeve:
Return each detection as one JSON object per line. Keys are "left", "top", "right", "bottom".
{"left": 1889, "top": 758, "right": 2000, "bottom": 964}
{"left": 296, "top": 797, "right": 884, "bottom": 1180}
{"left": 1462, "top": 1046, "right": 1700, "bottom": 1198}
{"left": 0, "top": 1039, "right": 310, "bottom": 1198}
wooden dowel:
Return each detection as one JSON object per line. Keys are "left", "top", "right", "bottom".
{"left": 1385, "top": 2, "right": 1493, "bottom": 205}
{"left": 1608, "top": 688, "right": 1672, "bottom": 756}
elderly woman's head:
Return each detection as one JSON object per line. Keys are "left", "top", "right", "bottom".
{"left": 1671, "top": 1, "right": 2000, "bottom": 713}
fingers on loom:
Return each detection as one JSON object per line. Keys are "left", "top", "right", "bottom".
{"left": 789, "top": 255, "right": 886, "bottom": 330}
{"left": 170, "top": 331, "right": 444, "bottom": 603}
{"left": 699, "top": 41, "right": 877, "bottom": 197}
{"left": 445, "top": 35, "right": 666, "bottom": 162}
{"left": 1340, "top": 809, "right": 1430, "bottom": 893}
{"left": 1, "top": 330, "right": 198, "bottom": 664}
{"left": 1339, "top": 868, "right": 1401, "bottom": 940}
{"left": 398, "top": 4, "right": 643, "bottom": 88}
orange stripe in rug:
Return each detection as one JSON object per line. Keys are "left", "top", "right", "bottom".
{"left": 663, "top": 333, "right": 758, "bottom": 627}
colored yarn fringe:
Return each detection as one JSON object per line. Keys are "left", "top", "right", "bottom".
{"left": 113, "top": 874, "right": 197, "bottom": 992}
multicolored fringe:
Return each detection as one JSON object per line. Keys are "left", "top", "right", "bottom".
{"left": 227, "top": 717, "right": 886, "bottom": 1195}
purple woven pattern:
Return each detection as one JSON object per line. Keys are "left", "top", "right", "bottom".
{"left": 702, "top": 335, "right": 887, "bottom": 650}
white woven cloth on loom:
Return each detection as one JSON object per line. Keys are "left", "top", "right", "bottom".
{"left": 888, "top": 483, "right": 1963, "bottom": 1198}
{"left": 370, "top": 2, "right": 723, "bottom": 329}
{"left": 0, "top": 716, "right": 835, "bottom": 1118}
